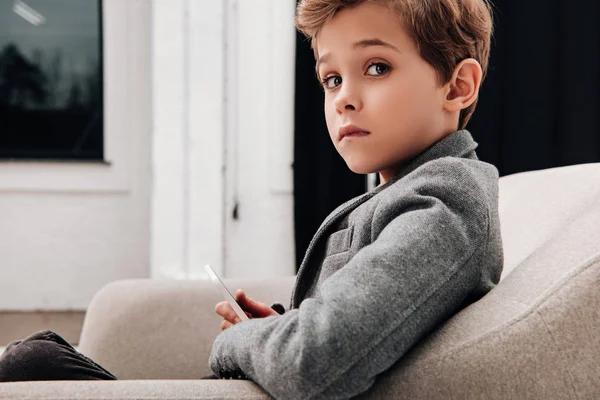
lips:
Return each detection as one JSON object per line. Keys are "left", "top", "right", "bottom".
{"left": 338, "top": 124, "right": 371, "bottom": 141}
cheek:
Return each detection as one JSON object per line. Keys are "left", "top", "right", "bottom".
{"left": 324, "top": 98, "right": 338, "bottom": 138}
{"left": 373, "top": 74, "right": 438, "bottom": 120}
{"left": 367, "top": 83, "right": 413, "bottom": 124}
{"left": 410, "top": 68, "right": 444, "bottom": 107}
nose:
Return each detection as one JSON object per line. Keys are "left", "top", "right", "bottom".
{"left": 334, "top": 80, "right": 362, "bottom": 114}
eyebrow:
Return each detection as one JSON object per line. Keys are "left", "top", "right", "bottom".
{"left": 315, "top": 38, "right": 401, "bottom": 75}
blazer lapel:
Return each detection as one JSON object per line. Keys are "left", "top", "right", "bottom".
{"left": 290, "top": 191, "right": 375, "bottom": 308}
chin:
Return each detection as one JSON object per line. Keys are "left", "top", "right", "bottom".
{"left": 344, "top": 159, "right": 378, "bottom": 175}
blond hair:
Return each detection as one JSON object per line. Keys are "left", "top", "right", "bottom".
{"left": 295, "top": 0, "right": 494, "bottom": 129}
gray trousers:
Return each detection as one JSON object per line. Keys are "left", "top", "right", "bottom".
{"left": 0, "top": 330, "right": 116, "bottom": 381}
{"left": 0, "top": 330, "right": 223, "bottom": 382}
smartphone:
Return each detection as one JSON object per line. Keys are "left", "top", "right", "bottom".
{"left": 204, "top": 264, "right": 249, "bottom": 321}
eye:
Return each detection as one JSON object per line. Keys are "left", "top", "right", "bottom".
{"left": 322, "top": 75, "right": 342, "bottom": 89}
{"left": 366, "top": 62, "right": 391, "bottom": 76}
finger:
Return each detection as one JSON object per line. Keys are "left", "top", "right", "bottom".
{"left": 235, "top": 290, "right": 262, "bottom": 314}
{"left": 221, "top": 319, "right": 234, "bottom": 331}
{"left": 236, "top": 291, "right": 276, "bottom": 317}
{"left": 234, "top": 290, "right": 254, "bottom": 316}
{"left": 234, "top": 289, "right": 246, "bottom": 302}
{"left": 215, "top": 301, "right": 242, "bottom": 324}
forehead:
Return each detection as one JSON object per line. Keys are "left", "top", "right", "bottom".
{"left": 315, "top": 2, "right": 415, "bottom": 59}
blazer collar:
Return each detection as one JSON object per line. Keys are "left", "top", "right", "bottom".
{"left": 315, "top": 130, "right": 479, "bottom": 230}
{"left": 372, "top": 129, "right": 479, "bottom": 195}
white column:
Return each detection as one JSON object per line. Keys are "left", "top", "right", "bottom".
{"left": 186, "top": 1, "right": 226, "bottom": 278}
{"left": 151, "top": 0, "right": 227, "bottom": 279}
{"left": 151, "top": 0, "right": 296, "bottom": 280}
{"left": 223, "top": 0, "right": 296, "bottom": 278}
{"left": 151, "top": 0, "right": 188, "bottom": 279}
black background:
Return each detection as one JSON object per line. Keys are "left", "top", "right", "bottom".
{"left": 293, "top": 0, "right": 600, "bottom": 269}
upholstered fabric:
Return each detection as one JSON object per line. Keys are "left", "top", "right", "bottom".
{"left": 1, "top": 163, "right": 598, "bottom": 399}
{"left": 499, "top": 163, "right": 600, "bottom": 278}
{"left": 0, "top": 380, "right": 272, "bottom": 399}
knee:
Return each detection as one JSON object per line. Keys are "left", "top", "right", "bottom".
{"left": 0, "top": 330, "right": 70, "bottom": 382}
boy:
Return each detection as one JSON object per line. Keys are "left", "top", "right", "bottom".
{"left": 0, "top": 1, "right": 502, "bottom": 398}
{"left": 210, "top": 0, "right": 502, "bottom": 399}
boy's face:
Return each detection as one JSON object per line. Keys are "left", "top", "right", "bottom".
{"left": 315, "top": 3, "right": 454, "bottom": 184}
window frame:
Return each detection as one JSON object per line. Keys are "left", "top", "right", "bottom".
{"left": 0, "top": 0, "right": 105, "bottom": 162}
{"left": 0, "top": 0, "right": 149, "bottom": 193}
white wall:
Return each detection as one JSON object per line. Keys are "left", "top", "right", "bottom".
{"left": 0, "top": 0, "right": 297, "bottom": 311}
{"left": 151, "top": 0, "right": 297, "bottom": 280}
{"left": 0, "top": 0, "right": 152, "bottom": 310}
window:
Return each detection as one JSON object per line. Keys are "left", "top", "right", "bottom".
{"left": 0, "top": 0, "right": 103, "bottom": 161}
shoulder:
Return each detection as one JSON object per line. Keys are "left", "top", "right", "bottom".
{"left": 372, "top": 157, "right": 498, "bottom": 235}
{"left": 380, "top": 157, "right": 497, "bottom": 204}
{"left": 390, "top": 156, "right": 496, "bottom": 195}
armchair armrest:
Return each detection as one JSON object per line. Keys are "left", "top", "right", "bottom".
{"left": 0, "top": 380, "right": 272, "bottom": 400}
{"left": 77, "top": 276, "right": 296, "bottom": 380}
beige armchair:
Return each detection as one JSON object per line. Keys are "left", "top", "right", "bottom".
{"left": 1, "top": 163, "right": 599, "bottom": 399}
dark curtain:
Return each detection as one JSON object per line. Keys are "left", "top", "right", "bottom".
{"left": 293, "top": 0, "right": 600, "bottom": 270}
{"left": 469, "top": 0, "right": 600, "bottom": 175}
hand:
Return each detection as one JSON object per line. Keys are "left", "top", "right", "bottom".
{"left": 215, "top": 289, "right": 280, "bottom": 331}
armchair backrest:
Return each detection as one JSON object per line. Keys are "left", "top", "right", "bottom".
{"left": 361, "top": 163, "right": 600, "bottom": 399}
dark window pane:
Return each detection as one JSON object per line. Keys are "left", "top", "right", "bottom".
{"left": 0, "top": 0, "right": 103, "bottom": 160}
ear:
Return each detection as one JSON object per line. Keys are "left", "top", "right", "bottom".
{"left": 443, "top": 59, "right": 483, "bottom": 113}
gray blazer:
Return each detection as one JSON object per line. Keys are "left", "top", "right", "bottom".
{"left": 210, "top": 130, "right": 504, "bottom": 399}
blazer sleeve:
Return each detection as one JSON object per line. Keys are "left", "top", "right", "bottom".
{"left": 209, "top": 160, "right": 491, "bottom": 399}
